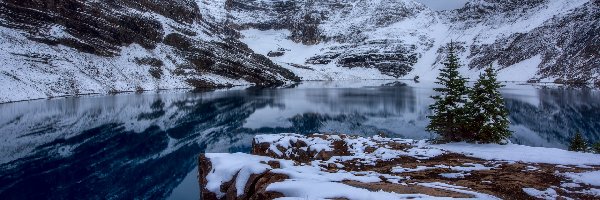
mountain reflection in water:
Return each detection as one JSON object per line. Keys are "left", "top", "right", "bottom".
{"left": 0, "top": 80, "right": 598, "bottom": 199}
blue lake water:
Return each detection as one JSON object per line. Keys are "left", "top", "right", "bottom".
{"left": 0, "top": 80, "right": 598, "bottom": 199}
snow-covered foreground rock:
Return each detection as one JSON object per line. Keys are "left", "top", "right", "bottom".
{"left": 199, "top": 134, "right": 600, "bottom": 200}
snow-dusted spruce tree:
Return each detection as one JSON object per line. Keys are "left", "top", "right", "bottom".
{"left": 569, "top": 132, "right": 588, "bottom": 152}
{"left": 427, "top": 42, "right": 470, "bottom": 142}
{"left": 593, "top": 142, "right": 600, "bottom": 154}
{"left": 466, "top": 65, "right": 512, "bottom": 143}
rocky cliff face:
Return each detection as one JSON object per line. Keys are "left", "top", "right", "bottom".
{"left": 227, "top": 0, "right": 599, "bottom": 83}
{"left": 454, "top": 0, "right": 600, "bottom": 83}
{"left": 0, "top": 0, "right": 299, "bottom": 103}
{"left": 227, "top": 0, "right": 429, "bottom": 78}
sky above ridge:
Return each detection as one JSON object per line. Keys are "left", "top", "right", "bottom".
{"left": 415, "top": 0, "right": 469, "bottom": 11}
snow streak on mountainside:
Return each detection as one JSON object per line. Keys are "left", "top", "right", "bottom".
{"left": 0, "top": 0, "right": 298, "bottom": 103}
{"left": 224, "top": 0, "right": 599, "bottom": 83}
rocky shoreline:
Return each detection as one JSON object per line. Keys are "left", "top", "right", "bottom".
{"left": 198, "top": 134, "right": 600, "bottom": 200}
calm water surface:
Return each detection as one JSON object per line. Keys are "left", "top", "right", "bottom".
{"left": 0, "top": 80, "right": 598, "bottom": 199}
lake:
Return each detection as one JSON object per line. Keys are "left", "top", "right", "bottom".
{"left": 0, "top": 80, "right": 598, "bottom": 199}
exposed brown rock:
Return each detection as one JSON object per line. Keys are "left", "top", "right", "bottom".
{"left": 266, "top": 161, "right": 281, "bottom": 169}
{"left": 198, "top": 154, "right": 218, "bottom": 200}
{"left": 248, "top": 173, "right": 288, "bottom": 200}
{"left": 199, "top": 154, "right": 288, "bottom": 200}
{"left": 253, "top": 134, "right": 350, "bottom": 163}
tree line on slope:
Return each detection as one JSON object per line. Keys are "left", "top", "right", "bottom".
{"left": 569, "top": 132, "right": 600, "bottom": 154}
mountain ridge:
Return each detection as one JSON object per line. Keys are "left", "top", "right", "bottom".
{"left": 0, "top": 0, "right": 598, "bottom": 103}
{"left": 227, "top": 0, "right": 599, "bottom": 83}
{"left": 0, "top": 0, "right": 299, "bottom": 103}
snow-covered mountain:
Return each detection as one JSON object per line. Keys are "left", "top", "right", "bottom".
{"left": 0, "top": 0, "right": 598, "bottom": 103}
{"left": 227, "top": 0, "right": 599, "bottom": 82}
{"left": 0, "top": 0, "right": 299, "bottom": 103}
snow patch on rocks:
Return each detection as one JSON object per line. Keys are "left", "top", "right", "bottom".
{"left": 434, "top": 142, "right": 600, "bottom": 165}
{"left": 200, "top": 133, "right": 600, "bottom": 199}
{"left": 562, "top": 171, "right": 600, "bottom": 187}
{"left": 522, "top": 188, "right": 559, "bottom": 200}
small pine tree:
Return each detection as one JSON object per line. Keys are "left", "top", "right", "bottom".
{"left": 592, "top": 142, "right": 600, "bottom": 154}
{"left": 568, "top": 132, "right": 588, "bottom": 152}
{"left": 427, "top": 42, "right": 470, "bottom": 142}
{"left": 466, "top": 65, "right": 512, "bottom": 143}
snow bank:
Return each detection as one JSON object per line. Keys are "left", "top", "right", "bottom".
{"left": 202, "top": 152, "right": 498, "bottom": 200}
{"left": 563, "top": 171, "right": 600, "bottom": 186}
{"left": 522, "top": 188, "right": 559, "bottom": 200}
{"left": 434, "top": 143, "right": 600, "bottom": 165}
{"left": 267, "top": 180, "right": 438, "bottom": 200}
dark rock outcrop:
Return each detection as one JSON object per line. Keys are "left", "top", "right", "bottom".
{"left": 0, "top": 0, "right": 189, "bottom": 56}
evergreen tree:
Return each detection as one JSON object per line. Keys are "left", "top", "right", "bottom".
{"left": 592, "top": 142, "right": 600, "bottom": 154}
{"left": 427, "top": 42, "right": 470, "bottom": 142}
{"left": 568, "top": 132, "right": 588, "bottom": 152}
{"left": 466, "top": 65, "right": 512, "bottom": 143}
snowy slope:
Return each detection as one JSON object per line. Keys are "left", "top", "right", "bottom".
{"left": 0, "top": 0, "right": 298, "bottom": 103}
{"left": 225, "top": 0, "right": 599, "bottom": 83}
